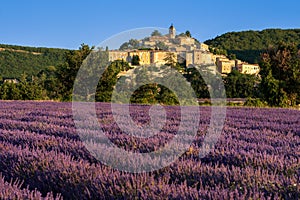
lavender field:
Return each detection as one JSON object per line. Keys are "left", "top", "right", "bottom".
{"left": 0, "top": 101, "right": 299, "bottom": 199}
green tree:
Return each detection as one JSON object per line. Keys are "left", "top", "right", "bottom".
{"left": 259, "top": 43, "right": 300, "bottom": 106}
{"left": 16, "top": 73, "right": 45, "bottom": 100}
{"left": 228, "top": 53, "right": 236, "bottom": 60}
{"left": 185, "top": 30, "right": 191, "bottom": 38}
{"left": 119, "top": 39, "right": 140, "bottom": 50}
{"left": 155, "top": 41, "right": 168, "bottom": 51}
{"left": 96, "top": 60, "right": 131, "bottom": 102}
{"left": 151, "top": 30, "right": 162, "bottom": 37}
{"left": 56, "top": 44, "right": 93, "bottom": 101}
{"left": 164, "top": 52, "right": 177, "bottom": 67}
{"left": 0, "top": 73, "right": 46, "bottom": 100}
{"left": 37, "top": 66, "right": 61, "bottom": 100}
{"left": 184, "top": 67, "right": 210, "bottom": 98}
{"left": 224, "top": 70, "right": 258, "bottom": 98}
{"left": 0, "top": 82, "right": 20, "bottom": 100}
{"left": 130, "top": 84, "right": 159, "bottom": 104}
{"left": 8, "top": 83, "right": 21, "bottom": 100}
{"left": 131, "top": 55, "right": 140, "bottom": 66}
{"left": 130, "top": 84, "right": 179, "bottom": 105}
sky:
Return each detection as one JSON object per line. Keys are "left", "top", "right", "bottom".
{"left": 1, "top": 0, "right": 300, "bottom": 49}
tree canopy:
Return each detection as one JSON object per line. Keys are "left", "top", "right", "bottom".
{"left": 259, "top": 42, "right": 300, "bottom": 106}
{"left": 151, "top": 30, "right": 162, "bottom": 37}
{"left": 119, "top": 39, "right": 140, "bottom": 50}
{"left": 0, "top": 44, "right": 68, "bottom": 79}
{"left": 205, "top": 29, "right": 300, "bottom": 63}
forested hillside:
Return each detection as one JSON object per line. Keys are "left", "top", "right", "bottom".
{"left": 204, "top": 29, "right": 300, "bottom": 63}
{"left": 0, "top": 44, "right": 69, "bottom": 79}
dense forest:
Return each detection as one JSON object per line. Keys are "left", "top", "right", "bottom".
{"left": 204, "top": 29, "right": 300, "bottom": 63}
{"left": 0, "top": 44, "right": 69, "bottom": 79}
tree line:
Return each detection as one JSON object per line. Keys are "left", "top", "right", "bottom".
{"left": 204, "top": 29, "right": 300, "bottom": 64}
{"left": 0, "top": 43, "right": 298, "bottom": 107}
{"left": 0, "top": 44, "right": 68, "bottom": 79}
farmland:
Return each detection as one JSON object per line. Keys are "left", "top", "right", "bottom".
{"left": 0, "top": 101, "right": 299, "bottom": 199}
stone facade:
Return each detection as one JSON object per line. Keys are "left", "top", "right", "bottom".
{"left": 185, "top": 50, "right": 213, "bottom": 67}
{"left": 216, "top": 57, "right": 236, "bottom": 74}
{"left": 169, "top": 24, "right": 176, "bottom": 39}
{"left": 109, "top": 50, "right": 176, "bottom": 66}
{"left": 139, "top": 24, "right": 208, "bottom": 53}
{"left": 109, "top": 51, "right": 129, "bottom": 62}
{"left": 151, "top": 51, "right": 172, "bottom": 65}
{"left": 216, "top": 57, "right": 260, "bottom": 75}
{"left": 107, "top": 24, "right": 260, "bottom": 75}
{"left": 238, "top": 63, "right": 260, "bottom": 75}
{"left": 176, "top": 37, "right": 195, "bottom": 46}
{"left": 128, "top": 50, "right": 151, "bottom": 65}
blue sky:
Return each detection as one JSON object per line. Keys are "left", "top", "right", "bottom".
{"left": 1, "top": 0, "right": 299, "bottom": 49}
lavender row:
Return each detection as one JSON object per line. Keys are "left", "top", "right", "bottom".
{"left": 0, "top": 101, "right": 298, "bottom": 199}
{"left": 0, "top": 173, "right": 61, "bottom": 200}
{"left": 0, "top": 139, "right": 292, "bottom": 199}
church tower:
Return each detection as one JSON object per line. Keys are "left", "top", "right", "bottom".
{"left": 169, "top": 24, "right": 176, "bottom": 39}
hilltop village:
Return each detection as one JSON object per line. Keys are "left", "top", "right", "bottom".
{"left": 108, "top": 25, "right": 260, "bottom": 75}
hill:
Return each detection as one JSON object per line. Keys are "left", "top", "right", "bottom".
{"left": 204, "top": 29, "right": 300, "bottom": 63}
{"left": 0, "top": 44, "right": 69, "bottom": 79}
{"left": 2, "top": 29, "right": 300, "bottom": 77}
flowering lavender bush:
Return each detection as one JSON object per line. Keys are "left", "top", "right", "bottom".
{"left": 0, "top": 101, "right": 299, "bottom": 199}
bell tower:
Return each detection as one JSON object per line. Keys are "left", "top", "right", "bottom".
{"left": 169, "top": 24, "right": 176, "bottom": 39}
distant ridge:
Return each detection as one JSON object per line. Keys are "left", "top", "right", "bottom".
{"left": 0, "top": 44, "right": 69, "bottom": 79}
{"left": 0, "top": 47, "right": 42, "bottom": 55}
{"left": 204, "top": 28, "right": 300, "bottom": 63}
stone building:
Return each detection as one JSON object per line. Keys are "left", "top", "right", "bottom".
{"left": 185, "top": 50, "right": 214, "bottom": 67}
{"left": 150, "top": 50, "right": 172, "bottom": 66}
{"left": 200, "top": 43, "right": 209, "bottom": 51}
{"left": 216, "top": 57, "right": 260, "bottom": 75}
{"left": 176, "top": 36, "right": 195, "bottom": 46}
{"left": 108, "top": 50, "right": 129, "bottom": 62}
{"left": 169, "top": 24, "right": 176, "bottom": 39}
{"left": 107, "top": 24, "right": 260, "bottom": 75}
{"left": 216, "top": 57, "right": 236, "bottom": 74}
{"left": 128, "top": 50, "right": 151, "bottom": 65}
{"left": 237, "top": 63, "right": 260, "bottom": 75}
